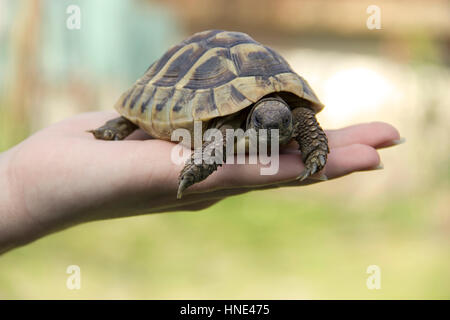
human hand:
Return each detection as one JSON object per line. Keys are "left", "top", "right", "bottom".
{"left": 0, "top": 111, "right": 402, "bottom": 251}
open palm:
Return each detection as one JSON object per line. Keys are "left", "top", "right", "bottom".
{"left": 4, "top": 111, "right": 401, "bottom": 244}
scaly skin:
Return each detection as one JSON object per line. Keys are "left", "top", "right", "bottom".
{"left": 88, "top": 116, "right": 138, "bottom": 140}
{"left": 177, "top": 127, "right": 228, "bottom": 199}
{"left": 292, "top": 107, "right": 329, "bottom": 180}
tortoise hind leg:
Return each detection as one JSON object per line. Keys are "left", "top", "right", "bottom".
{"left": 292, "top": 107, "right": 329, "bottom": 180}
{"left": 88, "top": 116, "right": 138, "bottom": 140}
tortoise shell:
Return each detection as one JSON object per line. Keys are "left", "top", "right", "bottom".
{"left": 114, "top": 30, "right": 324, "bottom": 139}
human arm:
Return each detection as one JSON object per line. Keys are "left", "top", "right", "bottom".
{"left": 0, "top": 111, "right": 402, "bottom": 253}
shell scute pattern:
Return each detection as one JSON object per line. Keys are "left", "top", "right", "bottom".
{"left": 152, "top": 44, "right": 209, "bottom": 87}
{"left": 183, "top": 29, "right": 224, "bottom": 45}
{"left": 230, "top": 43, "right": 292, "bottom": 78}
{"left": 114, "top": 30, "right": 324, "bottom": 138}
{"left": 140, "top": 86, "right": 155, "bottom": 113}
{"left": 183, "top": 48, "right": 237, "bottom": 90}
{"left": 205, "top": 31, "right": 254, "bottom": 48}
{"left": 143, "top": 42, "right": 185, "bottom": 80}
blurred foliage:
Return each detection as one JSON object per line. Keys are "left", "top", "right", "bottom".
{"left": 0, "top": 190, "right": 449, "bottom": 299}
{"left": 0, "top": 102, "right": 31, "bottom": 152}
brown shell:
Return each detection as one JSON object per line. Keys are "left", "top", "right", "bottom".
{"left": 114, "top": 30, "right": 324, "bottom": 139}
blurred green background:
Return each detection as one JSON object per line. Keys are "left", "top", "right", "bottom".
{"left": 0, "top": 0, "right": 449, "bottom": 299}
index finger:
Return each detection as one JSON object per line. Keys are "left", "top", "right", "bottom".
{"left": 325, "top": 122, "right": 401, "bottom": 149}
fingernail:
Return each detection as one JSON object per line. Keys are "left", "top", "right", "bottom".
{"left": 392, "top": 137, "right": 406, "bottom": 145}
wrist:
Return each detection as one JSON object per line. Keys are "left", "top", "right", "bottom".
{"left": 0, "top": 147, "right": 45, "bottom": 253}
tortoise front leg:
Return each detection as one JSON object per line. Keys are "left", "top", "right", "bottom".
{"left": 292, "top": 107, "right": 329, "bottom": 180}
{"left": 177, "top": 127, "right": 228, "bottom": 199}
{"left": 88, "top": 116, "right": 138, "bottom": 140}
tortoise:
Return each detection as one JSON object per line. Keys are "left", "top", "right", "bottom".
{"left": 89, "top": 30, "right": 329, "bottom": 199}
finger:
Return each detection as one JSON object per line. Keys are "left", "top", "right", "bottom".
{"left": 324, "top": 143, "right": 381, "bottom": 178}
{"left": 259, "top": 143, "right": 382, "bottom": 190}
{"left": 375, "top": 137, "right": 406, "bottom": 149}
{"left": 279, "top": 121, "right": 401, "bottom": 153}
{"left": 270, "top": 143, "right": 382, "bottom": 187}
{"left": 122, "top": 141, "right": 382, "bottom": 202}
{"left": 181, "top": 141, "right": 382, "bottom": 196}
{"left": 207, "top": 143, "right": 380, "bottom": 192}
{"left": 180, "top": 153, "right": 303, "bottom": 197}
{"left": 325, "top": 122, "right": 401, "bottom": 149}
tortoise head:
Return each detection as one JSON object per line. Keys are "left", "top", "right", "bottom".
{"left": 246, "top": 97, "right": 293, "bottom": 145}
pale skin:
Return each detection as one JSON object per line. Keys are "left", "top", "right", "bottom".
{"left": 0, "top": 111, "right": 402, "bottom": 254}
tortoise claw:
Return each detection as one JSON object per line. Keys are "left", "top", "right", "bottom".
{"left": 297, "top": 168, "right": 311, "bottom": 182}
{"left": 297, "top": 149, "right": 328, "bottom": 182}
{"left": 310, "top": 162, "right": 318, "bottom": 175}
{"left": 177, "top": 178, "right": 189, "bottom": 199}
{"left": 319, "top": 155, "right": 326, "bottom": 167}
